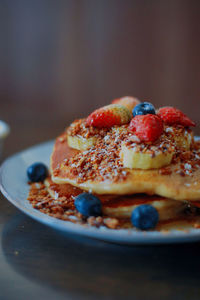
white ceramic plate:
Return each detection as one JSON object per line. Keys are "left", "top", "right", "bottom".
{"left": 1, "top": 140, "right": 200, "bottom": 245}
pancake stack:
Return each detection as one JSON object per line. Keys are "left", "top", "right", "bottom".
{"left": 45, "top": 97, "right": 200, "bottom": 229}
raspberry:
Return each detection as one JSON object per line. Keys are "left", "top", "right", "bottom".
{"left": 112, "top": 96, "right": 140, "bottom": 113}
{"left": 86, "top": 104, "right": 131, "bottom": 128}
{"left": 129, "top": 114, "right": 164, "bottom": 142}
{"left": 157, "top": 107, "right": 195, "bottom": 127}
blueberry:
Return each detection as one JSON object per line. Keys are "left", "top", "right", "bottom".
{"left": 74, "top": 193, "right": 102, "bottom": 217}
{"left": 133, "top": 102, "right": 156, "bottom": 117}
{"left": 131, "top": 204, "right": 159, "bottom": 230}
{"left": 27, "top": 162, "right": 48, "bottom": 182}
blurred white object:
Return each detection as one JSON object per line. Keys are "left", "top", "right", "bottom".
{"left": 0, "top": 121, "right": 10, "bottom": 159}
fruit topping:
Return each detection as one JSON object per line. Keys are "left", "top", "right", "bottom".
{"left": 27, "top": 162, "right": 48, "bottom": 182}
{"left": 131, "top": 204, "right": 159, "bottom": 230}
{"left": 112, "top": 96, "right": 140, "bottom": 113}
{"left": 133, "top": 102, "right": 156, "bottom": 117}
{"left": 74, "top": 193, "right": 102, "bottom": 217}
{"left": 67, "top": 134, "right": 97, "bottom": 150}
{"left": 86, "top": 104, "right": 131, "bottom": 128}
{"left": 129, "top": 114, "right": 164, "bottom": 142}
{"left": 158, "top": 107, "right": 195, "bottom": 127}
{"left": 121, "top": 142, "right": 174, "bottom": 169}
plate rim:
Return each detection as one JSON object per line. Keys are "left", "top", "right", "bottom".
{"left": 1, "top": 139, "right": 200, "bottom": 245}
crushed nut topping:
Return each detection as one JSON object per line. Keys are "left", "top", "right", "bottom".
{"left": 63, "top": 125, "right": 130, "bottom": 183}
{"left": 27, "top": 182, "right": 125, "bottom": 229}
{"left": 58, "top": 121, "right": 197, "bottom": 183}
{"left": 67, "top": 118, "right": 110, "bottom": 139}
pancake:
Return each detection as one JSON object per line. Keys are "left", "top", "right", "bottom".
{"left": 51, "top": 133, "right": 200, "bottom": 201}
{"left": 44, "top": 177, "right": 188, "bottom": 221}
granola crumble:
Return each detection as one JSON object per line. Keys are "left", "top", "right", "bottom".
{"left": 27, "top": 182, "right": 123, "bottom": 229}
{"left": 67, "top": 118, "right": 110, "bottom": 139}
{"left": 58, "top": 123, "right": 197, "bottom": 183}
{"left": 27, "top": 182, "right": 200, "bottom": 230}
{"left": 63, "top": 125, "right": 130, "bottom": 183}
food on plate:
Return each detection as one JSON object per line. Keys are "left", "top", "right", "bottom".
{"left": 27, "top": 162, "right": 48, "bottom": 182}
{"left": 27, "top": 97, "right": 200, "bottom": 231}
{"left": 131, "top": 204, "right": 159, "bottom": 230}
{"left": 132, "top": 101, "right": 156, "bottom": 117}
{"left": 111, "top": 96, "right": 140, "bottom": 113}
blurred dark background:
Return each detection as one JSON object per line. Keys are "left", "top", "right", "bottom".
{"left": 1, "top": 0, "right": 200, "bottom": 158}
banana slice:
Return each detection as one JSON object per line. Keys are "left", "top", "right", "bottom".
{"left": 120, "top": 144, "right": 174, "bottom": 169}
{"left": 169, "top": 127, "right": 193, "bottom": 150}
{"left": 120, "top": 127, "right": 193, "bottom": 170}
{"left": 67, "top": 135, "right": 97, "bottom": 150}
{"left": 66, "top": 118, "right": 100, "bottom": 150}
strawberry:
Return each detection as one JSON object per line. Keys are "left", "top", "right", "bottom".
{"left": 86, "top": 104, "right": 132, "bottom": 128}
{"left": 112, "top": 96, "right": 140, "bottom": 113}
{"left": 157, "top": 107, "right": 195, "bottom": 127}
{"left": 129, "top": 114, "right": 164, "bottom": 142}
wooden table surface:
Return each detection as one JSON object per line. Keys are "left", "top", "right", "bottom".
{"left": 0, "top": 126, "right": 200, "bottom": 300}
